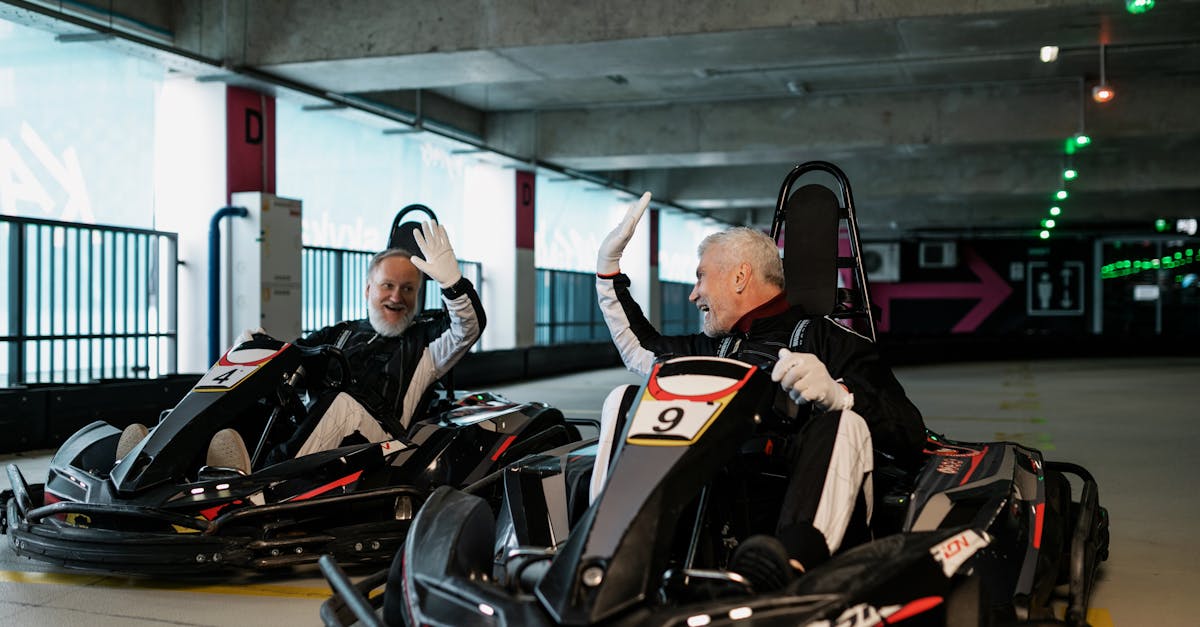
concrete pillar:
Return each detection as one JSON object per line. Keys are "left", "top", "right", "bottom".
{"left": 514, "top": 170, "right": 537, "bottom": 347}
{"left": 647, "top": 208, "right": 661, "bottom": 329}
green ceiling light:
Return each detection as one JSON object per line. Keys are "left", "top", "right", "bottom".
{"left": 1046, "top": 219, "right": 1057, "bottom": 228}
{"left": 1187, "top": 249, "right": 1195, "bottom": 257}
{"left": 1039, "top": 230, "right": 1051, "bottom": 239}
{"left": 1050, "top": 206, "right": 1062, "bottom": 216}
{"left": 1126, "top": 0, "right": 1155, "bottom": 14}
{"left": 1055, "top": 190, "right": 1069, "bottom": 200}
{"left": 1063, "top": 168, "right": 1078, "bottom": 180}
{"left": 1074, "top": 134, "right": 1091, "bottom": 148}
{"left": 1155, "top": 219, "right": 1169, "bottom": 232}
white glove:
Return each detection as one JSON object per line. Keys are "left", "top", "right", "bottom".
{"left": 596, "top": 192, "right": 652, "bottom": 275}
{"left": 770, "top": 348, "right": 854, "bottom": 412}
{"left": 411, "top": 221, "right": 463, "bottom": 288}
{"left": 234, "top": 327, "right": 266, "bottom": 346}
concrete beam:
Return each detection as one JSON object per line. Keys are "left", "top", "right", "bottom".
{"left": 353, "top": 89, "right": 486, "bottom": 139}
{"left": 691, "top": 188, "right": 1199, "bottom": 234}
{"left": 627, "top": 140, "right": 1200, "bottom": 208}
{"left": 171, "top": 0, "right": 1113, "bottom": 66}
{"left": 490, "top": 79, "right": 1198, "bottom": 169}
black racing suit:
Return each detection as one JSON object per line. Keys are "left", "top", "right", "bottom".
{"left": 274, "top": 277, "right": 485, "bottom": 457}
{"left": 596, "top": 272, "right": 924, "bottom": 565}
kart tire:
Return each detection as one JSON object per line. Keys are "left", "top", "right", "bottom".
{"left": 1042, "top": 469, "right": 1072, "bottom": 587}
{"left": 383, "top": 550, "right": 411, "bottom": 626}
{"left": 944, "top": 574, "right": 992, "bottom": 627}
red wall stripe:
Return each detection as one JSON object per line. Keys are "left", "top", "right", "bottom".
{"left": 226, "top": 86, "right": 275, "bottom": 203}
{"left": 515, "top": 170, "right": 535, "bottom": 250}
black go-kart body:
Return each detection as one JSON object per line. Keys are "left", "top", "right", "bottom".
{"left": 319, "top": 162, "right": 1109, "bottom": 626}
{"left": 1, "top": 334, "right": 579, "bottom": 575}
{"left": 369, "top": 355, "right": 1108, "bottom": 627}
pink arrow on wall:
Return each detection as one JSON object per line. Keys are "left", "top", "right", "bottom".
{"left": 870, "top": 247, "right": 1012, "bottom": 333}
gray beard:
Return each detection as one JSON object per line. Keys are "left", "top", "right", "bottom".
{"left": 700, "top": 313, "right": 725, "bottom": 338}
{"left": 367, "top": 304, "right": 415, "bottom": 337}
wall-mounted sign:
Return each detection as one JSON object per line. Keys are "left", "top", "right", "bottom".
{"left": 1133, "top": 284, "right": 1161, "bottom": 301}
{"left": 1027, "top": 261, "right": 1084, "bottom": 316}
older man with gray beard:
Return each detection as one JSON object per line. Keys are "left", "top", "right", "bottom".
{"left": 593, "top": 193, "right": 923, "bottom": 590}
{"left": 228, "top": 221, "right": 485, "bottom": 469}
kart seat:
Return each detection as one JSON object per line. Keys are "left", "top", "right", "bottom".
{"left": 388, "top": 203, "right": 461, "bottom": 407}
{"left": 772, "top": 162, "right": 877, "bottom": 340}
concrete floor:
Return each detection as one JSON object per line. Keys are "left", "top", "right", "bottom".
{"left": 2, "top": 356, "right": 1197, "bottom": 625}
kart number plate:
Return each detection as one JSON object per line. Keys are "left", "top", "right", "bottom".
{"left": 196, "top": 365, "right": 256, "bottom": 390}
{"left": 626, "top": 399, "right": 721, "bottom": 446}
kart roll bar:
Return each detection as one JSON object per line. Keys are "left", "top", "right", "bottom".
{"left": 1045, "top": 460, "right": 1109, "bottom": 627}
{"left": 318, "top": 554, "right": 385, "bottom": 627}
{"left": 770, "top": 161, "right": 877, "bottom": 342}
{"left": 387, "top": 203, "right": 437, "bottom": 252}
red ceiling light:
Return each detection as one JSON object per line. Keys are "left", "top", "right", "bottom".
{"left": 1092, "top": 44, "right": 1115, "bottom": 104}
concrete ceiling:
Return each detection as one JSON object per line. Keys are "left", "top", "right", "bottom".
{"left": 11, "top": 0, "right": 1200, "bottom": 236}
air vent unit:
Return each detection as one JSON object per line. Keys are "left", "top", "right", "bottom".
{"left": 918, "top": 241, "right": 957, "bottom": 269}
{"left": 862, "top": 242, "right": 900, "bottom": 283}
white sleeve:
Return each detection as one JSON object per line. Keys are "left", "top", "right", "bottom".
{"left": 596, "top": 275, "right": 656, "bottom": 377}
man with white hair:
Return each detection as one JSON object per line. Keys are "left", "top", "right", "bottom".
{"left": 267, "top": 221, "right": 484, "bottom": 461}
{"left": 593, "top": 193, "right": 924, "bottom": 588}
{"left": 126, "top": 221, "right": 486, "bottom": 474}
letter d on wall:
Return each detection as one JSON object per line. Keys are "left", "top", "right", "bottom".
{"left": 226, "top": 86, "right": 275, "bottom": 202}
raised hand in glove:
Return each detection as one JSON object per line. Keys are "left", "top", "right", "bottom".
{"left": 411, "top": 221, "right": 463, "bottom": 288}
{"left": 770, "top": 348, "right": 854, "bottom": 412}
{"left": 596, "top": 191, "right": 652, "bottom": 276}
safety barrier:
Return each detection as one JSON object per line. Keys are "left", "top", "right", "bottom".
{"left": 1, "top": 216, "right": 179, "bottom": 386}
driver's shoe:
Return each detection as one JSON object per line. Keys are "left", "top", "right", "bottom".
{"left": 115, "top": 423, "right": 149, "bottom": 462}
{"left": 207, "top": 428, "right": 251, "bottom": 475}
{"left": 728, "top": 535, "right": 796, "bottom": 593}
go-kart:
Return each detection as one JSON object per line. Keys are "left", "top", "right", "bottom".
{"left": 1, "top": 203, "right": 581, "bottom": 575}
{"left": 0, "top": 331, "right": 578, "bottom": 574}
{"left": 381, "top": 355, "right": 1107, "bottom": 626}
{"left": 317, "top": 163, "right": 1109, "bottom": 626}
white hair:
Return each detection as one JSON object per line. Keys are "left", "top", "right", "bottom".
{"left": 697, "top": 227, "right": 784, "bottom": 289}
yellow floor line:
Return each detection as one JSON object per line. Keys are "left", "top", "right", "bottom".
{"left": 1055, "top": 605, "right": 1114, "bottom": 626}
{"left": 1, "top": 570, "right": 1115, "bottom": 621}
{"left": 1092, "top": 608, "right": 1114, "bottom": 627}
{"left": 0, "top": 569, "right": 331, "bottom": 599}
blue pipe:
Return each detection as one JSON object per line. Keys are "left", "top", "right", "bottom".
{"left": 209, "top": 205, "right": 249, "bottom": 365}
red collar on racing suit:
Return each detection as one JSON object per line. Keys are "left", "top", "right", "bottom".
{"left": 731, "top": 292, "right": 790, "bottom": 334}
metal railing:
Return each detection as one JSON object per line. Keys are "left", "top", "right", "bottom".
{"left": 535, "top": 268, "right": 610, "bottom": 345}
{"left": 1, "top": 216, "right": 178, "bottom": 386}
{"left": 660, "top": 280, "right": 700, "bottom": 335}
{"left": 301, "top": 246, "right": 482, "bottom": 343}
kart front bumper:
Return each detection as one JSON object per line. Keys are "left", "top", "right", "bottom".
{"left": 3, "top": 465, "right": 417, "bottom": 575}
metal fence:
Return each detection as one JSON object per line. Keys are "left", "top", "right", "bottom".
{"left": 535, "top": 268, "right": 610, "bottom": 345}
{"left": 301, "top": 246, "right": 482, "bottom": 344}
{"left": 534, "top": 273, "right": 701, "bottom": 344}
{"left": 1, "top": 215, "right": 178, "bottom": 386}
{"left": 660, "top": 280, "right": 700, "bottom": 335}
